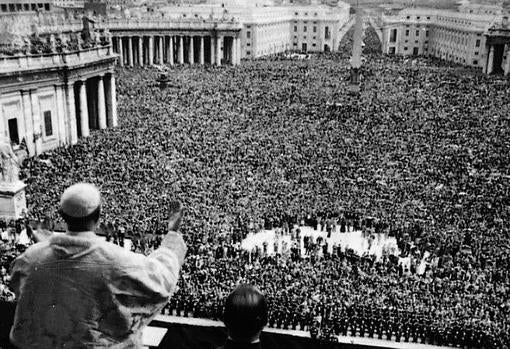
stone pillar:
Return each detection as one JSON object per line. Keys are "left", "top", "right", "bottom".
{"left": 210, "top": 36, "right": 215, "bottom": 65}
{"left": 487, "top": 45, "right": 494, "bottom": 75}
{"left": 65, "top": 83, "right": 78, "bottom": 145}
{"left": 78, "top": 80, "right": 89, "bottom": 138}
{"left": 21, "top": 91, "right": 36, "bottom": 155}
{"left": 231, "top": 37, "right": 237, "bottom": 65}
{"left": 118, "top": 37, "right": 124, "bottom": 67}
{"left": 216, "top": 36, "right": 222, "bottom": 65}
{"left": 128, "top": 36, "right": 134, "bottom": 67}
{"left": 148, "top": 36, "right": 154, "bottom": 66}
{"left": 97, "top": 76, "right": 107, "bottom": 130}
{"left": 178, "top": 36, "right": 184, "bottom": 64}
{"left": 505, "top": 44, "right": 510, "bottom": 76}
{"left": 138, "top": 36, "right": 144, "bottom": 67}
{"left": 199, "top": 36, "right": 205, "bottom": 65}
{"left": 158, "top": 36, "right": 164, "bottom": 64}
{"left": 30, "top": 92, "right": 42, "bottom": 155}
{"left": 237, "top": 36, "right": 242, "bottom": 65}
{"left": 106, "top": 73, "right": 118, "bottom": 128}
{"left": 189, "top": 36, "right": 195, "bottom": 64}
{"left": 168, "top": 36, "right": 174, "bottom": 65}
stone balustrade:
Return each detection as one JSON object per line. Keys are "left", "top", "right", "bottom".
{"left": 0, "top": 45, "right": 113, "bottom": 73}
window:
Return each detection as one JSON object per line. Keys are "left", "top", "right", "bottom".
{"left": 295, "top": 12, "right": 298, "bottom": 15}
{"left": 312, "top": 43, "right": 316, "bottom": 47}
{"left": 427, "top": 16, "right": 430, "bottom": 20}
{"left": 406, "top": 16, "right": 410, "bottom": 19}
{"left": 475, "top": 39, "right": 480, "bottom": 47}
{"left": 8, "top": 118, "right": 19, "bottom": 145}
{"left": 44, "top": 111, "right": 53, "bottom": 137}
{"left": 247, "top": 51, "right": 251, "bottom": 55}
{"left": 247, "top": 31, "right": 251, "bottom": 38}
{"left": 404, "top": 46, "right": 408, "bottom": 51}
{"left": 417, "top": 16, "right": 420, "bottom": 20}
{"left": 405, "top": 29, "right": 409, "bottom": 36}
{"left": 389, "top": 47, "right": 396, "bottom": 54}
{"left": 303, "top": 26, "right": 307, "bottom": 32}
{"left": 0, "top": 4, "right": 6, "bottom": 11}
{"left": 474, "top": 51, "right": 479, "bottom": 55}
{"left": 413, "top": 47, "right": 419, "bottom": 55}
{"left": 325, "top": 26, "right": 330, "bottom": 39}
{"left": 313, "top": 26, "right": 317, "bottom": 33}
{"left": 294, "top": 26, "right": 297, "bottom": 32}
{"left": 415, "top": 30, "right": 419, "bottom": 36}
{"left": 390, "top": 29, "right": 397, "bottom": 43}
{"left": 415, "top": 40, "right": 418, "bottom": 44}
{"left": 44, "top": 3, "right": 50, "bottom": 10}
{"left": 247, "top": 43, "right": 251, "bottom": 46}
{"left": 473, "top": 60, "right": 478, "bottom": 65}
{"left": 426, "top": 30, "right": 429, "bottom": 37}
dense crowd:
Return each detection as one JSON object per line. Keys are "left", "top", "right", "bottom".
{"left": 8, "top": 25, "right": 510, "bottom": 348}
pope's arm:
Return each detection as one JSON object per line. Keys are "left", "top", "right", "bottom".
{"left": 111, "top": 204, "right": 187, "bottom": 323}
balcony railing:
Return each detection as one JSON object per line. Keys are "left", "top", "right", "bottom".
{"left": 0, "top": 45, "right": 114, "bottom": 73}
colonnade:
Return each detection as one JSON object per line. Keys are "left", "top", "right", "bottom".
{"left": 112, "top": 34, "right": 241, "bottom": 67}
{"left": 70, "top": 73, "right": 117, "bottom": 142}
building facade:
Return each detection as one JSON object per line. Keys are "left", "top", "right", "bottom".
{"left": 378, "top": 8, "right": 510, "bottom": 74}
{"left": 0, "top": 0, "right": 52, "bottom": 13}
{"left": 0, "top": 28, "right": 118, "bottom": 157}
{"left": 155, "top": 0, "right": 350, "bottom": 59}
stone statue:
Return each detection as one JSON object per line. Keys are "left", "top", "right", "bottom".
{"left": 0, "top": 137, "right": 20, "bottom": 184}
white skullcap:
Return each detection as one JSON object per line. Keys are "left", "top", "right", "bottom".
{"left": 60, "top": 183, "right": 101, "bottom": 218}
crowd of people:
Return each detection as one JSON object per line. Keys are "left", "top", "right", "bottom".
{"left": 5, "top": 25, "right": 510, "bottom": 347}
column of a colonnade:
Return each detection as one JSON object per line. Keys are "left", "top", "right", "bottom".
{"left": 30, "top": 91, "right": 42, "bottom": 154}
{"left": 148, "top": 36, "right": 154, "bottom": 66}
{"left": 199, "top": 36, "right": 205, "bottom": 65}
{"left": 231, "top": 37, "right": 237, "bottom": 66}
{"left": 106, "top": 73, "right": 118, "bottom": 128}
{"left": 128, "top": 36, "right": 134, "bottom": 67}
{"left": 236, "top": 36, "right": 242, "bottom": 65}
{"left": 210, "top": 36, "right": 215, "bottom": 65}
{"left": 159, "top": 36, "right": 164, "bottom": 64}
{"left": 168, "top": 36, "right": 174, "bottom": 65}
{"left": 21, "top": 90, "right": 36, "bottom": 155}
{"left": 487, "top": 45, "right": 494, "bottom": 74}
{"left": 505, "top": 44, "right": 510, "bottom": 76}
{"left": 138, "top": 36, "right": 144, "bottom": 67}
{"left": 118, "top": 37, "right": 124, "bottom": 67}
{"left": 189, "top": 36, "right": 195, "bottom": 64}
{"left": 178, "top": 36, "right": 184, "bottom": 64}
{"left": 78, "top": 80, "right": 90, "bottom": 138}
{"left": 65, "top": 83, "right": 78, "bottom": 145}
{"left": 97, "top": 76, "right": 107, "bottom": 130}
{"left": 216, "top": 36, "right": 222, "bottom": 65}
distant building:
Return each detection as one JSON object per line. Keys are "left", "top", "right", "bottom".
{"left": 0, "top": 0, "right": 53, "bottom": 13}
{"left": 379, "top": 8, "right": 510, "bottom": 75}
{"left": 157, "top": 0, "right": 350, "bottom": 58}
{"left": 0, "top": 22, "right": 118, "bottom": 156}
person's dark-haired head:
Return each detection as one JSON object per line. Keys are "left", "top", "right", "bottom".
{"left": 223, "top": 284, "right": 268, "bottom": 344}
{"left": 59, "top": 183, "right": 101, "bottom": 233}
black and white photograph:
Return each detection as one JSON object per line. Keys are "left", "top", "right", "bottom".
{"left": 0, "top": 0, "right": 509, "bottom": 348}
